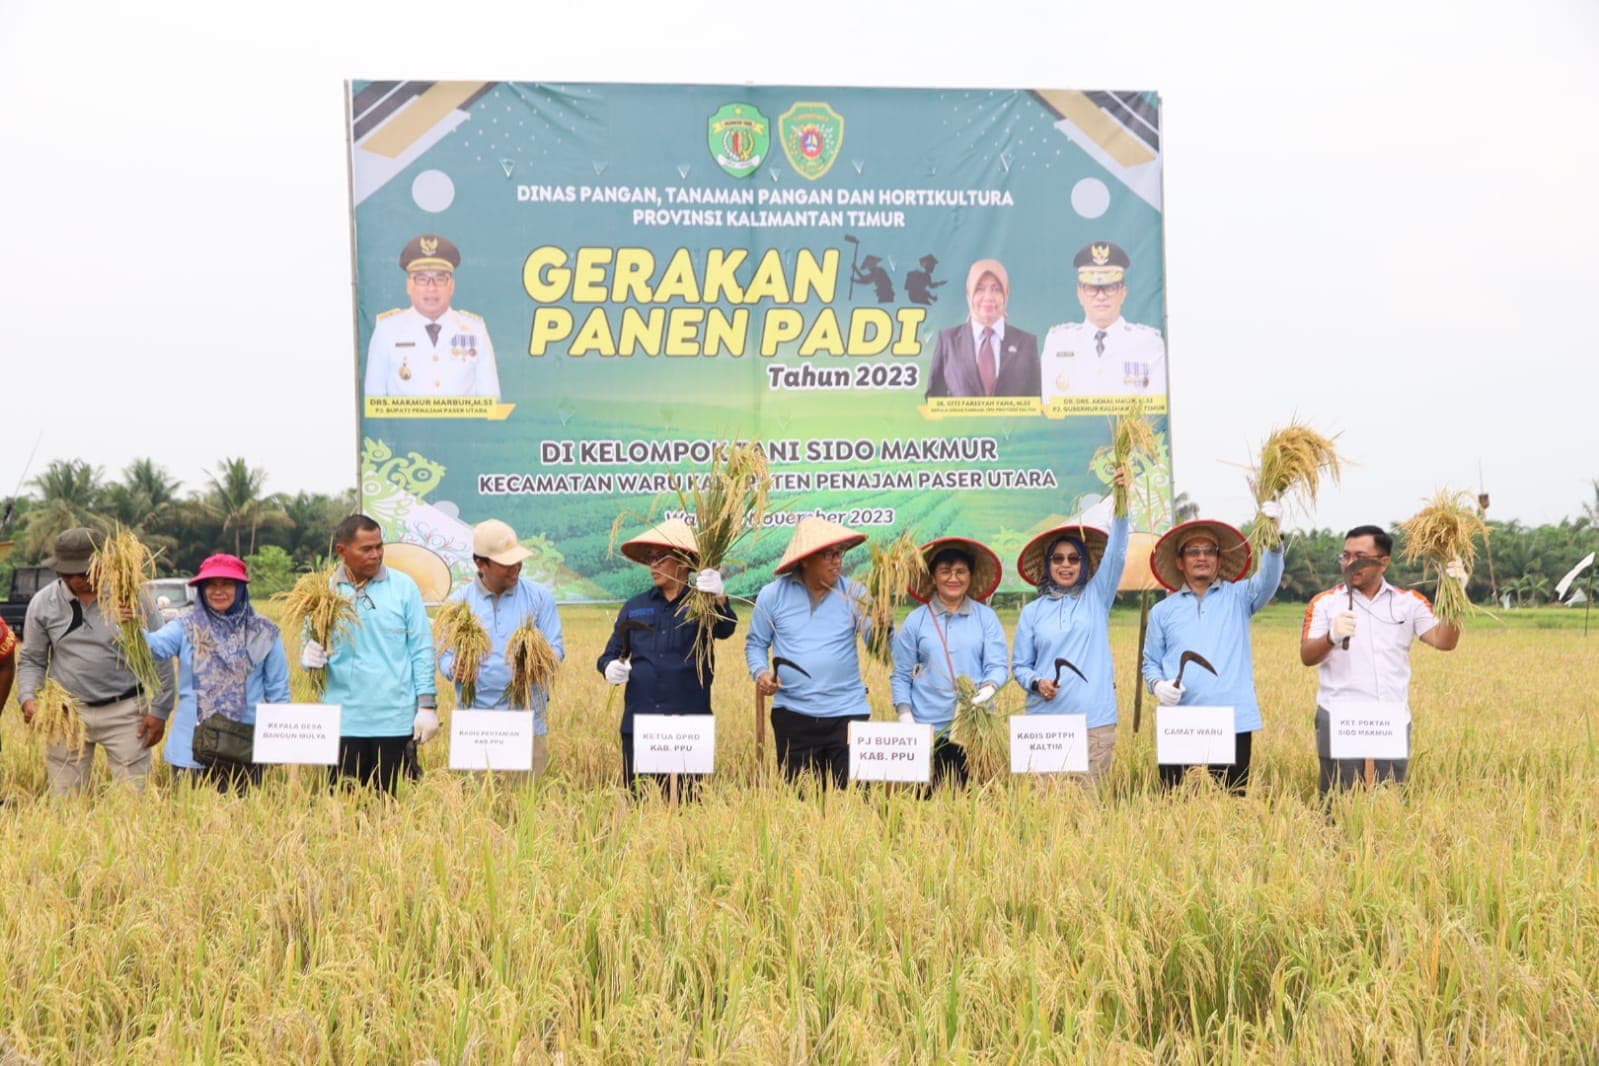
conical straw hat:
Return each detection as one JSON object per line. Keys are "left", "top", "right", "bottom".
{"left": 1016, "top": 523, "right": 1110, "bottom": 587}
{"left": 909, "top": 537, "right": 1003, "bottom": 603}
{"left": 1149, "top": 519, "right": 1251, "bottom": 592}
{"left": 1118, "top": 531, "right": 1164, "bottom": 592}
{"left": 620, "top": 517, "right": 700, "bottom": 565}
{"left": 774, "top": 516, "right": 866, "bottom": 575}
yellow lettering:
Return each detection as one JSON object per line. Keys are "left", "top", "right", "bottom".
{"left": 611, "top": 247, "right": 655, "bottom": 303}
{"left": 701, "top": 249, "right": 747, "bottom": 304}
{"left": 744, "top": 249, "right": 790, "bottom": 303}
{"left": 522, "top": 246, "right": 570, "bottom": 302}
{"left": 797, "top": 309, "right": 845, "bottom": 356}
{"left": 527, "top": 308, "right": 573, "bottom": 356}
{"left": 892, "top": 307, "right": 927, "bottom": 355}
{"left": 616, "top": 307, "right": 664, "bottom": 356}
{"left": 654, "top": 248, "right": 700, "bottom": 303}
{"left": 792, "top": 248, "right": 839, "bottom": 303}
{"left": 703, "top": 308, "right": 748, "bottom": 357}
{"left": 569, "top": 307, "right": 616, "bottom": 355}
{"left": 571, "top": 247, "right": 612, "bottom": 303}
{"left": 760, "top": 309, "right": 804, "bottom": 356}
{"left": 664, "top": 310, "right": 704, "bottom": 356}
{"left": 846, "top": 308, "right": 893, "bottom": 356}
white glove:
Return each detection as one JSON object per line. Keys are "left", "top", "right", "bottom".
{"left": 1331, "top": 610, "right": 1358, "bottom": 641}
{"left": 1153, "top": 679, "right": 1184, "bottom": 706}
{"left": 1259, "top": 499, "right": 1283, "bottom": 521}
{"left": 694, "top": 568, "right": 725, "bottom": 597}
{"left": 604, "top": 659, "right": 632, "bottom": 685}
{"left": 412, "top": 707, "right": 440, "bottom": 744}
{"left": 300, "top": 639, "right": 328, "bottom": 669}
{"left": 972, "top": 683, "right": 997, "bottom": 706}
{"left": 1445, "top": 557, "right": 1469, "bottom": 590}
{"left": 896, "top": 708, "right": 916, "bottom": 725}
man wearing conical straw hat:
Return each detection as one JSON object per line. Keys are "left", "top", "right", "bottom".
{"left": 439, "top": 519, "right": 565, "bottom": 776}
{"left": 1300, "top": 524, "right": 1462, "bottom": 795}
{"left": 745, "top": 515, "right": 873, "bottom": 788}
{"left": 1140, "top": 504, "right": 1284, "bottom": 792}
{"left": 598, "top": 517, "right": 736, "bottom": 791}
{"left": 890, "top": 536, "right": 1008, "bottom": 790}
{"left": 17, "top": 528, "right": 175, "bottom": 795}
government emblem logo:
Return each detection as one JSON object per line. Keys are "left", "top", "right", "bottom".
{"left": 707, "top": 102, "right": 770, "bottom": 179}
{"left": 778, "top": 102, "right": 844, "bottom": 181}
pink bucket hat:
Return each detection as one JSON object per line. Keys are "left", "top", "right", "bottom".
{"left": 188, "top": 553, "right": 250, "bottom": 585}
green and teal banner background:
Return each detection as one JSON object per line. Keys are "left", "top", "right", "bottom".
{"left": 349, "top": 82, "right": 1173, "bottom": 601}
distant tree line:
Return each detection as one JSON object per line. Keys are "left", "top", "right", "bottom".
{"left": 1, "top": 458, "right": 355, "bottom": 598}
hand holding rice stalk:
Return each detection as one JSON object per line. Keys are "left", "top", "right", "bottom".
{"left": 433, "top": 599, "right": 491, "bottom": 708}
{"left": 950, "top": 676, "right": 1007, "bottom": 783}
{"left": 1246, "top": 421, "right": 1344, "bottom": 561}
{"left": 1400, "top": 489, "right": 1489, "bottom": 626}
{"left": 858, "top": 530, "right": 927, "bottom": 663}
{"left": 88, "top": 525, "right": 165, "bottom": 697}
{"left": 280, "top": 565, "right": 360, "bottom": 698}
{"left": 504, "top": 618, "right": 560, "bottom": 709}
{"left": 30, "top": 678, "right": 87, "bottom": 755}
{"left": 1099, "top": 398, "right": 1158, "bottom": 518}
{"left": 675, "top": 441, "right": 771, "bottom": 669}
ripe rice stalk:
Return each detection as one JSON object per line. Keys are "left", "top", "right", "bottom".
{"left": 505, "top": 618, "right": 560, "bottom": 709}
{"left": 88, "top": 525, "right": 165, "bottom": 697}
{"left": 434, "top": 599, "right": 492, "bottom": 708}
{"left": 676, "top": 441, "right": 771, "bottom": 670}
{"left": 1246, "top": 421, "right": 1344, "bottom": 560}
{"left": 859, "top": 531, "right": 927, "bottom": 663}
{"left": 950, "top": 676, "right": 1007, "bottom": 783}
{"left": 1400, "top": 489, "right": 1490, "bottom": 626}
{"left": 30, "top": 677, "right": 87, "bottom": 755}
{"left": 1104, "top": 399, "right": 1158, "bottom": 518}
{"left": 278, "top": 565, "right": 360, "bottom": 698}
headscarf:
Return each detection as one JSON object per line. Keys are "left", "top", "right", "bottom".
{"left": 965, "top": 258, "right": 1010, "bottom": 318}
{"left": 180, "top": 580, "right": 281, "bottom": 722}
{"left": 1037, "top": 534, "right": 1092, "bottom": 600}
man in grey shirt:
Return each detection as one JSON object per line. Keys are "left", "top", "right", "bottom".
{"left": 17, "top": 528, "right": 175, "bottom": 794}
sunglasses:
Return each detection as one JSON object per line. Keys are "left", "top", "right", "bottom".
{"left": 1049, "top": 553, "right": 1083, "bottom": 565}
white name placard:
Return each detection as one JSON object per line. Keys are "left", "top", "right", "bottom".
{"left": 1155, "top": 706, "right": 1236, "bottom": 765}
{"left": 449, "top": 710, "right": 536, "bottom": 771}
{"left": 1327, "top": 701, "right": 1410, "bottom": 760}
{"left": 1009, "top": 715, "right": 1090, "bottom": 774}
{"left": 633, "top": 714, "right": 716, "bottom": 775}
{"left": 848, "top": 721, "right": 931, "bottom": 783}
{"left": 253, "top": 703, "right": 341, "bottom": 765}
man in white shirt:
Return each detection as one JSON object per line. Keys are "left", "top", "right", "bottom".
{"left": 1300, "top": 524, "right": 1463, "bottom": 793}
{"left": 364, "top": 233, "right": 501, "bottom": 399}
{"left": 1041, "top": 241, "right": 1166, "bottom": 400}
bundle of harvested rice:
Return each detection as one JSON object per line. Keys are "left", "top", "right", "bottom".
{"left": 1246, "top": 422, "right": 1344, "bottom": 560}
{"left": 858, "top": 530, "right": 927, "bottom": 663}
{"left": 1400, "top": 489, "right": 1488, "bottom": 626}
{"left": 279, "top": 565, "right": 360, "bottom": 698}
{"left": 676, "top": 441, "right": 771, "bottom": 667}
{"left": 949, "top": 676, "right": 1007, "bottom": 783}
{"left": 504, "top": 618, "right": 560, "bottom": 709}
{"left": 88, "top": 525, "right": 165, "bottom": 697}
{"left": 433, "top": 599, "right": 492, "bottom": 708}
{"left": 1103, "top": 399, "right": 1158, "bottom": 517}
{"left": 30, "top": 678, "right": 86, "bottom": 754}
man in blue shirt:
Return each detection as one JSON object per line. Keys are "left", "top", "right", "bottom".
{"left": 746, "top": 517, "right": 872, "bottom": 788}
{"left": 440, "top": 519, "right": 565, "bottom": 776}
{"left": 301, "top": 514, "right": 437, "bottom": 794}
{"left": 597, "top": 518, "right": 735, "bottom": 791}
{"left": 1141, "top": 506, "right": 1283, "bottom": 792}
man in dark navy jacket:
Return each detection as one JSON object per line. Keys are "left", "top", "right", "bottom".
{"left": 597, "top": 518, "right": 737, "bottom": 790}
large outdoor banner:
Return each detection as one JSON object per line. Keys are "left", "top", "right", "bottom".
{"left": 349, "top": 82, "right": 1171, "bottom": 601}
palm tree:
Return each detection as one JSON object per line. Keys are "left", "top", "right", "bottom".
{"left": 205, "top": 458, "right": 290, "bottom": 556}
{"left": 1172, "top": 491, "right": 1200, "bottom": 524}
{"left": 101, "top": 459, "right": 185, "bottom": 569}
{"left": 23, "top": 460, "right": 107, "bottom": 558}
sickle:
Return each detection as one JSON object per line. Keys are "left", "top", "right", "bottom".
{"left": 1052, "top": 657, "right": 1087, "bottom": 685}
{"left": 772, "top": 655, "right": 812, "bottom": 679}
{"left": 1341, "top": 557, "right": 1382, "bottom": 649}
{"left": 616, "top": 619, "right": 650, "bottom": 659}
{"left": 1175, "top": 649, "right": 1218, "bottom": 686}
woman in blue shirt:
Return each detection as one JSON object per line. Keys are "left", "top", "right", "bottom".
{"left": 890, "top": 538, "right": 1009, "bottom": 790}
{"left": 1011, "top": 467, "right": 1131, "bottom": 788}
{"left": 144, "top": 554, "right": 290, "bottom": 792}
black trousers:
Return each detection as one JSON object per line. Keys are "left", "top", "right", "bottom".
{"left": 621, "top": 732, "right": 703, "bottom": 800}
{"left": 771, "top": 706, "right": 869, "bottom": 789}
{"left": 178, "top": 763, "right": 263, "bottom": 794}
{"left": 330, "top": 735, "right": 416, "bottom": 794}
{"left": 926, "top": 737, "right": 969, "bottom": 793}
{"left": 1159, "top": 730, "right": 1253, "bottom": 793}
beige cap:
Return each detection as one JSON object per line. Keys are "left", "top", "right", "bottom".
{"left": 910, "top": 537, "right": 1003, "bottom": 603}
{"left": 775, "top": 516, "right": 866, "bottom": 575}
{"left": 1016, "top": 523, "right": 1110, "bottom": 587}
{"left": 473, "top": 519, "right": 533, "bottom": 566}
{"left": 620, "top": 518, "right": 700, "bottom": 565}
{"left": 1149, "top": 519, "right": 1251, "bottom": 591}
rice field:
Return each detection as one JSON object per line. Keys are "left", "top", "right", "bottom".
{"left": 0, "top": 605, "right": 1595, "bottom": 1063}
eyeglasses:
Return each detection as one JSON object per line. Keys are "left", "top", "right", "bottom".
{"left": 1080, "top": 282, "right": 1125, "bottom": 297}
{"left": 1181, "top": 546, "right": 1219, "bottom": 558}
{"left": 817, "top": 547, "right": 848, "bottom": 560}
{"left": 410, "top": 271, "right": 453, "bottom": 287}
{"left": 643, "top": 550, "right": 675, "bottom": 564}
{"left": 1338, "top": 552, "right": 1386, "bottom": 564}
{"left": 1049, "top": 553, "right": 1083, "bottom": 565}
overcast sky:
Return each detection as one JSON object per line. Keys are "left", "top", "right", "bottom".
{"left": 2, "top": 0, "right": 1595, "bottom": 533}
